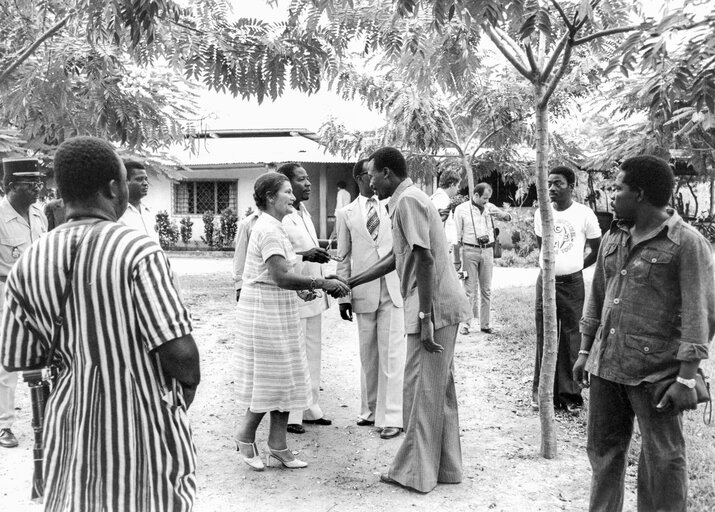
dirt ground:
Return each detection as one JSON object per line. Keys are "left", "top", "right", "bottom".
{"left": 1, "top": 257, "right": 628, "bottom": 512}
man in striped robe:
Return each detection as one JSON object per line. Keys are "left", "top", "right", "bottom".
{"left": 0, "top": 136, "right": 200, "bottom": 511}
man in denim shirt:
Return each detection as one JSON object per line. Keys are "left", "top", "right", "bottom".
{"left": 574, "top": 156, "right": 715, "bottom": 512}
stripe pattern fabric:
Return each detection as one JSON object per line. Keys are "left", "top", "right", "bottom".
{"left": 0, "top": 221, "right": 196, "bottom": 511}
{"left": 235, "top": 214, "right": 312, "bottom": 413}
{"left": 366, "top": 198, "right": 379, "bottom": 241}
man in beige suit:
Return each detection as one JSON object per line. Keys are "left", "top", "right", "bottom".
{"left": 336, "top": 159, "right": 405, "bottom": 440}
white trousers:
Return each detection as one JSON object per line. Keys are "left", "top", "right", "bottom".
{"left": 288, "top": 314, "right": 324, "bottom": 423}
{"left": 0, "top": 282, "right": 16, "bottom": 429}
{"left": 356, "top": 279, "right": 405, "bottom": 428}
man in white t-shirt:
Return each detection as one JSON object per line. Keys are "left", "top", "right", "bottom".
{"left": 429, "top": 169, "right": 461, "bottom": 249}
{"left": 532, "top": 166, "right": 601, "bottom": 415}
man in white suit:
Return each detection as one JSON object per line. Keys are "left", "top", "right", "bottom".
{"left": 335, "top": 159, "right": 405, "bottom": 440}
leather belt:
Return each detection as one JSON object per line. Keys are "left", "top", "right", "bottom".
{"left": 555, "top": 270, "right": 583, "bottom": 284}
{"left": 463, "top": 242, "right": 494, "bottom": 249}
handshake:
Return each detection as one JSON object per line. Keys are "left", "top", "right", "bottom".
{"left": 297, "top": 274, "right": 351, "bottom": 302}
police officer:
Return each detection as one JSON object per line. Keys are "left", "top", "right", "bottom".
{"left": 0, "top": 158, "right": 48, "bottom": 448}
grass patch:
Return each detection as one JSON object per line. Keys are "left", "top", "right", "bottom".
{"left": 492, "top": 286, "right": 715, "bottom": 510}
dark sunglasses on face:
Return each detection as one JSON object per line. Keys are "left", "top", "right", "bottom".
{"left": 14, "top": 181, "right": 44, "bottom": 191}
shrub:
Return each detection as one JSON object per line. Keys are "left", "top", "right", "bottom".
{"left": 155, "top": 210, "right": 179, "bottom": 249}
{"left": 179, "top": 216, "right": 193, "bottom": 245}
{"left": 505, "top": 206, "right": 538, "bottom": 257}
{"left": 201, "top": 211, "right": 216, "bottom": 247}
{"left": 217, "top": 208, "right": 238, "bottom": 248}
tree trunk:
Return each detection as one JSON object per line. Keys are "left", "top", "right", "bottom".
{"left": 462, "top": 154, "right": 474, "bottom": 198}
{"left": 534, "top": 86, "right": 558, "bottom": 459}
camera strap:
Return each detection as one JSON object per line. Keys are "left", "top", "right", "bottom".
{"left": 44, "top": 220, "right": 102, "bottom": 368}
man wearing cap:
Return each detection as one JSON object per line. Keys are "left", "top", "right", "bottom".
{"left": 0, "top": 158, "right": 47, "bottom": 448}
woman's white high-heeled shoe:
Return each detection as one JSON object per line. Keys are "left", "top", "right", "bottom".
{"left": 236, "top": 440, "right": 265, "bottom": 471}
{"left": 264, "top": 444, "right": 308, "bottom": 469}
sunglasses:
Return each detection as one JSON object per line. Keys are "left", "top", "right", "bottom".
{"left": 14, "top": 181, "right": 44, "bottom": 191}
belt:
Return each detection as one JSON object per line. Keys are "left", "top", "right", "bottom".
{"left": 463, "top": 242, "right": 494, "bottom": 249}
{"left": 555, "top": 270, "right": 583, "bottom": 284}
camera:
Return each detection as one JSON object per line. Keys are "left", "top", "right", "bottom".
{"left": 477, "top": 235, "right": 490, "bottom": 245}
{"left": 457, "top": 270, "right": 468, "bottom": 280}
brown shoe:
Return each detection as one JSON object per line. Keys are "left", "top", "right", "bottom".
{"left": 0, "top": 428, "right": 18, "bottom": 448}
{"left": 380, "top": 427, "right": 402, "bottom": 439}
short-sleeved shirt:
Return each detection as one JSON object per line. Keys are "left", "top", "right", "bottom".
{"left": 388, "top": 179, "right": 471, "bottom": 334}
{"left": 429, "top": 188, "right": 457, "bottom": 245}
{"left": 244, "top": 214, "right": 298, "bottom": 286}
{"left": 534, "top": 201, "right": 601, "bottom": 275}
{"left": 453, "top": 200, "right": 503, "bottom": 245}
{"left": 0, "top": 197, "right": 47, "bottom": 281}
{"left": 119, "top": 202, "right": 159, "bottom": 243}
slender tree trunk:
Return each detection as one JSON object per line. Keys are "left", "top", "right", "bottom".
{"left": 534, "top": 84, "right": 558, "bottom": 459}
{"left": 462, "top": 154, "right": 474, "bottom": 198}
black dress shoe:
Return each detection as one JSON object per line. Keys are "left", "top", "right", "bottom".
{"left": 480, "top": 328, "right": 493, "bottom": 334}
{"left": 303, "top": 417, "right": 332, "bottom": 425}
{"left": 287, "top": 423, "right": 306, "bottom": 434}
{"left": 356, "top": 419, "right": 374, "bottom": 426}
{"left": 380, "top": 473, "right": 399, "bottom": 486}
{"left": 0, "top": 428, "right": 18, "bottom": 448}
{"left": 380, "top": 427, "right": 402, "bottom": 439}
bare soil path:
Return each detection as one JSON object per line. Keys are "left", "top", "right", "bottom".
{"left": 2, "top": 256, "right": 619, "bottom": 512}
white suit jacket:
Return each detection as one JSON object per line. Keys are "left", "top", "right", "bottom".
{"left": 335, "top": 197, "right": 402, "bottom": 314}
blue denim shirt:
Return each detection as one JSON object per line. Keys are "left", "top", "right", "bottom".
{"left": 580, "top": 210, "right": 714, "bottom": 385}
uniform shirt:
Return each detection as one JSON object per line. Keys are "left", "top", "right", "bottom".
{"left": 580, "top": 210, "right": 714, "bottom": 386}
{"left": 0, "top": 221, "right": 195, "bottom": 511}
{"left": 388, "top": 179, "right": 471, "bottom": 334}
{"left": 233, "top": 212, "right": 261, "bottom": 290}
{"left": 119, "top": 202, "right": 159, "bottom": 243}
{"left": 454, "top": 200, "right": 504, "bottom": 245}
{"left": 429, "top": 188, "right": 457, "bottom": 245}
{"left": 0, "top": 197, "right": 47, "bottom": 280}
{"left": 283, "top": 203, "right": 329, "bottom": 318}
{"left": 534, "top": 201, "right": 601, "bottom": 276}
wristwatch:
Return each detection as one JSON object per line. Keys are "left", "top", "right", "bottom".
{"left": 418, "top": 311, "right": 431, "bottom": 320}
{"left": 676, "top": 376, "right": 697, "bottom": 389}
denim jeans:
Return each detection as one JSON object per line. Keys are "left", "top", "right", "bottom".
{"left": 587, "top": 375, "right": 687, "bottom": 512}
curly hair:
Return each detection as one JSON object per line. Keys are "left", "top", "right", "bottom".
{"left": 369, "top": 147, "right": 407, "bottom": 178}
{"left": 276, "top": 162, "right": 303, "bottom": 182}
{"left": 438, "top": 169, "right": 461, "bottom": 189}
{"left": 620, "top": 156, "right": 674, "bottom": 208}
{"left": 54, "top": 136, "right": 123, "bottom": 203}
{"left": 549, "top": 166, "right": 576, "bottom": 186}
{"left": 122, "top": 157, "right": 146, "bottom": 180}
{"left": 254, "top": 172, "right": 289, "bottom": 210}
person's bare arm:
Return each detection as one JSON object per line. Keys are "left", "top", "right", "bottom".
{"left": 154, "top": 334, "right": 200, "bottom": 408}
{"left": 348, "top": 252, "right": 396, "bottom": 288}
{"left": 414, "top": 246, "right": 442, "bottom": 353}
{"left": 584, "top": 237, "right": 601, "bottom": 269}
{"left": 266, "top": 254, "right": 350, "bottom": 297}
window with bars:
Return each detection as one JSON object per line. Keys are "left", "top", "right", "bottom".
{"left": 173, "top": 181, "right": 238, "bottom": 215}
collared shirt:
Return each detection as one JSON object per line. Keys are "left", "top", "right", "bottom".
{"left": 0, "top": 221, "right": 195, "bottom": 510}
{"left": 454, "top": 200, "right": 506, "bottom": 245}
{"left": 580, "top": 210, "right": 714, "bottom": 386}
{"left": 357, "top": 194, "right": 388, "bottom": 224}
{"left": 233, "top": 211, "right": 261, "bottom": 290}
{"left": 388, "top": 179, "right": 471, "bottom": 334}
{"left": 119, "top": 202, "right": 159, "bottom": 243}
{"left": 429, "top": 188, "right": 457, "bottom": 245}
{"left": 283, "top": 203, "right": 329, "bottom": 318}
{"left": 0, "top": 197, "right": 47, "bottom": 280}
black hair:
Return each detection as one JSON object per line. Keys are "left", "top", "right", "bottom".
{"left": 276, "top": 162, "right": 303, "bottom": 182}
{"left": 337, "top": 180, "right": 346, "bottom": 189}
{"left": 369, "top": 147, "right": 407, "bottom": 178}
{"left": 54, "top": 136, "right": 123, "bottom": 203}
{"left": 123, "top": 158, "right": 146, "bottom": 180}
{"left": 620, "top": 156, "right": 674, "bottom": 208}
{"left": 475, "top": 182, "right": 492, "bottom": 197}
{"left": 549, "top": 166, "right": 576, "bottom": 186}
{"left": 254, "top": 172, "right": 289, "bottom": 210}
{"left": 439, "top": 169, "right": 461, "bottom": 189}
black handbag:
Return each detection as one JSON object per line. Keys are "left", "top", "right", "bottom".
{"left": 646, "top": 368, "right": 711, "bottom": 424}
{"left": 493, "top": 227, "right": 503, "bottom": 259}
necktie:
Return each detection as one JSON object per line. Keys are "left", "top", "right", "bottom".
{"left": 366, "top": 198, "right": 379, "bottom": 241}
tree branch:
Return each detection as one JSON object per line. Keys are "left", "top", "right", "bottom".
{"left": 444, "top": 139, "right": 465, "bottom": 157}
{"left": 470, "top": 116, "right": 525, "bottom": 160}
{"left": 524, "top": 43, "right": 539, "bottom": 74}
{"left": 574, "top": 0, "right": 603, "bottom": 33}
{"left": 0, "top": 12, "right": 72, "bottom": 86}
{"left": 539, "top": 42, "right": 572, "bottom": 108}
{"left": 550, "top": 0, "right": 575, "bottom": 33}
{"left": 573, "top": 25, "right": 644, "bottom": 46}
{"left": 494, "top": 25, "right": 529, "bottom": 64}
{"left": 541, "top": 33, "right": 569, "bottom": 80}
{"left": 483, "top": 24, "right": 533, "bottom": 80}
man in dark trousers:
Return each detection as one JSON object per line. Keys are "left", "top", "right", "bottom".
{"left": 532, "top": 166, "right": 601, "bottom": 415}
{"left": 574, "top": 155, "right": 714, "bottom": 511}
{"left": 348, "top": 147, "right": 471, "bottom": 493}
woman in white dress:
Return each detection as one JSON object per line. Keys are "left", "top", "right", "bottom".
{"left": 235, "top": 172, "right": 349, "bottom": 470}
